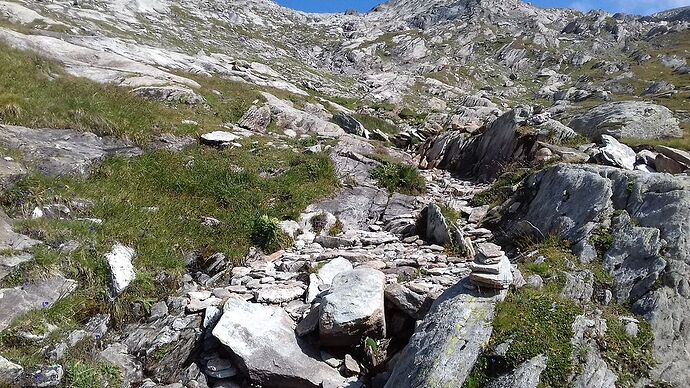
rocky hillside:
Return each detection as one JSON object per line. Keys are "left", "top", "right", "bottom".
{"left": 0, "top": 0, "right": 688, "bottom": 387}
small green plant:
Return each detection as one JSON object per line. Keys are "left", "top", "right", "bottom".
{"left": 470, "top": 168, "right": 533, "bottom": 207}
{"left": 328, "top": 219, "right": 344, "bottom": 236}
{"left": 0, "top": 94, "right": 22, "bottom": 122}
{"left": 602, "top": 314, "right": 655, "bottom": 386}
{"left": 398, "top": 107, "right": 428, "bottom": 124}
{"left": 251, "top": 215, "right": 290, "bottom": 252}
{"left": 370, "top": 161, "right": 426, "bottom": 195}
{"left": 590, "top": 227, "right": 614, "bottom": 257}
{"left": 65, "top": 360, "right": 122, "bottom": 388}
{"left": 310, "top": 213, "right": 329, "bottom": 234}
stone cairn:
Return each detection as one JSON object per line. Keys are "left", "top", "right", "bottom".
{"left": 469, "top": 242, "right": 513, "bottom": 289}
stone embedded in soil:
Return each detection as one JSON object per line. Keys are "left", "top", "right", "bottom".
{"left": 104, "top": 243, "right": 136, "bottom": 298}
{"left": 0, "top": 275, "right": 78, "bottom": 332}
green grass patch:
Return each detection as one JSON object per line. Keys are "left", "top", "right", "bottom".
{"left": 0, "top": 42, "right": 269, "bottom": 144}
{"left": 352, "top": 113, "right": 400, "bottom": 135}
{"left": 601, "top": 312, "right": 655, "bottom": 386}
{"left": 0, "top": 141, "right": 338, "bottom": 326}
{"left": 470, "top": 167, "right": 533, "bottom": 207}
{"left": 370, "top": 160, "right": 426, "bottom": 195}
{"left": 398, "top": 107, "right": 428, "bottom": 125}
{"left": 465, "top": 289, "right": 583, "bottom": 387}
{"left": 250, "top": 215, "right": 292, "bottom": 253}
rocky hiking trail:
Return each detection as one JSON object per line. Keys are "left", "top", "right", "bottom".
{"left": 0, "top": 0, "right": 689, "bottom": 387}
{"left": 0, "top": 124, "right": 512, "bottom": 387}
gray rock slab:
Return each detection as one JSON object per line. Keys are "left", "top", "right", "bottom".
{"left": 0, "top": 275, "right": 77, "bottom": 331}
{"left": 385, "top": 279, "right": 505, "bottom": 388}
{"left": 0, "top": 125, "right": 141, "bottom": 178}
{"left": 212, "top": 297, "right": 344, "bottom": 388}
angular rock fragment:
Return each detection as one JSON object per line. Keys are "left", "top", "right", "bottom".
{"left": 319, "top": 268, "right": 386, "bottom": 346}
{"left": 105, "top": 243, "right": 136, "bottom": 298}
{"left": 212, "top": 297, "right": 344, "bottom": 387}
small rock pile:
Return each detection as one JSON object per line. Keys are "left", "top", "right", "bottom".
{"left": 469, "top": 242, "right": 513, "bottom": 290}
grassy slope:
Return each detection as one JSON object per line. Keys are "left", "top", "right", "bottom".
{"left": 465, "top": 236, "right": 655, "bottom": 387}
{"left": 0, "top": 42, "right": 262, "bottom": 144}
{"left": 0, "top": 39, "right": 340, "bottom": 384}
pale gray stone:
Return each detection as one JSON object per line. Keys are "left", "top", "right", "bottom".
{"left": 319, "top": 268, "right": 386, "bottom": 346}
{"left": 212, "top": 297, "right": 344, "bottom": 387}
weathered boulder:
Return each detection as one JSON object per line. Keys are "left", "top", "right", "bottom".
{"left": 423, "top": 203, "right": 452, "bottom": 245}
{"left": 333, "top": 112, "right": 368, "bottom": 138}
{"left": 0, "top": 355, "right": 23, "bottom": 386}
{"left": 592, "top": 135, "right": 636, "bottom": 170}
{"left": 121, "top": 314, "right": 202, "bottom": 383}
{"left": 486, "top": 354, "right": 547, "bottom": 388}
{"left": 309, "top": 186, "right": 389, "bottom": 230}
{"left": 261, "top": 92, "right": 344, "bottom": 138}
{"left": 306, "top": 257, "right": 353, "bottom": 303}
{"left": 238, "top": 105, "right": 272, "bottom": 132}
{"left": 654, "top": 145, "right": 690, "bottom": 173}
{"left": 212, "top": 297, "right": 343, "bottom": 387}
{"left": 496, "top": 164, "right": 690, "bottom": 386}
{"left": 319, "top": 268, "right": 386, "bottom": 346}
{"left": 131, "top": 86, "right": 205, "bottom": 105}
{"left": 0, "top": 125, "right": 141, "bottom": 178}
{"left": 384, "top": 283, "right": 431, "bottom": 320}
{"left": 418, "top": 107, "right": 538, "bottom": 181}
{"left": 569, "top": 102, "right": 681, "bottom": 140}
{"left": 641, "top": 81, "right": 675, "bottom": 96}
{"left": 385, "top": 279, "right": 505, "bottom": 387}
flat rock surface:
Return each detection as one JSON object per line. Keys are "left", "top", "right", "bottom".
{"left": 0, "top": 275, "right": 77, "bottom": 331}
{"left": 0, "top": 125, "right": 141, "bottom": 178}
{"left": 0, "top": 210, "right": 39, "bottom": 252}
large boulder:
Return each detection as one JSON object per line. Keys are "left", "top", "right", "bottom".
{"left": 569, "top": 102, "right": 682, "bottom": 140}
{"left": 333, "top": 112, "right": 368, "bottom": 138}
{"left": 212, "top": 297, "right": 343, "bottom": 387}
{"left": 495, "top": 164, "right": 690, "bottom": 386}
{"left": 418, "top": 107, "right": 538, "bottom": 182}
{"left": 385, "top": 279, "right": 505, "bottom": 387}
{"left": 261, "top": 92, "right": 344, "bottom": 138}
{"left": 238, "top": 105, "right": 272, "bottom": 132}
{"left": 319, "top": 268, "right": 386, "bottom": 346}
{"left": 131, "top": 86, "right": 205, "bottom": 105}
{"left": 592, "top": 135, "right": 636, "bottom": 170}
{"left": 309, "top": 186, "right": 389, "bottom": 230}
